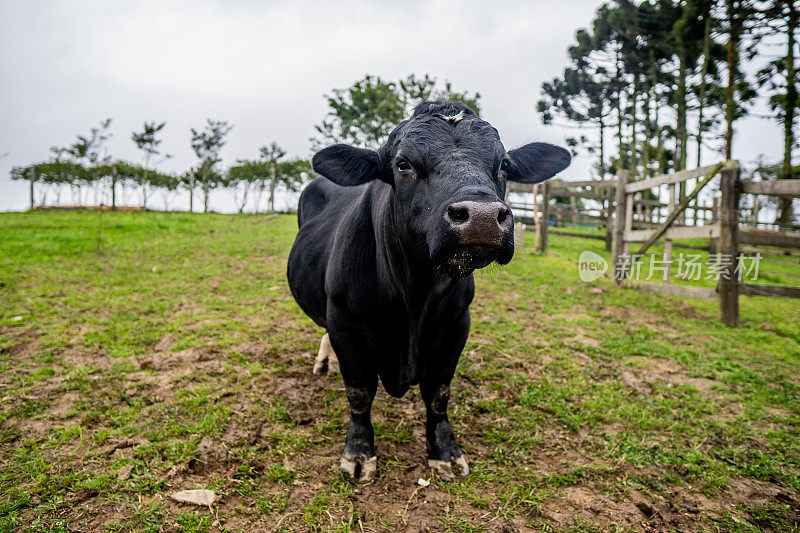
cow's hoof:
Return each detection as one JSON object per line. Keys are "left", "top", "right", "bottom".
{"left": 340, "top": 454, "right": 377, "bottom": 482}
{"left": 428, "top": 455, "right": 469, "bottom": 481}
{"left": 313, "top": 333, "right": 340, "bottom": 376}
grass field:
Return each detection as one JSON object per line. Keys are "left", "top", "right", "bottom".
{"left": 1, "top": 210, "right": 799, "bottom": 532}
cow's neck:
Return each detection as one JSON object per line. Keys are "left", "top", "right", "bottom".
{"left": 376, "top": 193, "right": 458, "bottom": 308}
{"left": 375, "top": 193, "right": 464, "bottom": 385}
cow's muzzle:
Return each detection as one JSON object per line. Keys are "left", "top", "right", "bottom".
{"left": 444, "top": 200, "right": 513, "bottom": 248}
{"left": 439, "top": 200, "right": 514, "bottom": 277}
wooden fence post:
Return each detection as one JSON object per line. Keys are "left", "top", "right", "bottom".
{"left": 612, "top": 169, "right": 630, "bottom": 282}
{"left": 709, "top": 196, "right": 720, "bottom": 255}
{"left": 570, "top": 196, "right": 578, "bottom": 226}
{"left": 663, "top": 183, "right": 677, "bottom": 284}
{"left": 750, "top": 198, "right": 761, "bottom": 226}
{"left": 535, "top": 182, "right": 550, "bottom": 253}
{"left": 604, "top": 188, "right": 614, "bottom": 251}
{"left": 718, "top": 166, "right": 740, "bottom": 327}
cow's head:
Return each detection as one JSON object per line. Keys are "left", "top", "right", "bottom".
{"left": 312, "top": 101, "right": 571, "bottom": 278}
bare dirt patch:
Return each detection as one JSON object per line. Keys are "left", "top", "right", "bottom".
{"left": 625, "top": 355, "right": 717, "bottom": 396}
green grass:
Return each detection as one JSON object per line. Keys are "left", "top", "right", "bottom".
{"left": 0, "top": 210, "right": 798, "bottom": 531}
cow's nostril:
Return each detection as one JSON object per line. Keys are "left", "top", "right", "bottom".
{"left": 497, "top": 208, "right": 511, "bottom": 224}
{"left": 447, "top": 205, "right": 470, "bottom": 224}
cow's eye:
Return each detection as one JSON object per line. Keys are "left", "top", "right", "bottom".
{"left": 500, "top": 159, "right": 511, "bottom": 172}
{"left": 396, "top": 160, "right": 413, "bottom": 173}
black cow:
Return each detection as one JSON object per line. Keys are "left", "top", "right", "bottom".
{"left": 287, "top": 101, "right": 570, "bottom": 481}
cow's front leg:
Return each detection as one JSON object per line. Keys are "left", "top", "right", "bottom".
{"left": 340, "top": 380, "right": 378, "bottom": 482}
{"left": 421, "top": 381, "right": 469, "bottom": 480}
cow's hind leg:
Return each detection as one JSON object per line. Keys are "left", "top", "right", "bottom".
{"left": 313, "top": 333, "right": 339, "bottom": 375}
{"left": 421, "top": 382, "right": 469, "bottom": 481}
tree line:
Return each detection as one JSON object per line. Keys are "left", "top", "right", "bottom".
{"left": 12, "top": 118, "right": 311, "bottom": 213}
{"left": 11, "top": 74, "right": 478, "bottom": 213}
{"left": 538, "top": 0, "right": 798, "bottom": 229}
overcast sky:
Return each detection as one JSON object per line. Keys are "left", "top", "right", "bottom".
{"left": 0, "top": 0, "right": 784, "bottom": 212}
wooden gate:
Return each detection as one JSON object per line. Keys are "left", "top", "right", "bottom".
{"left": 611, "top": 162, "right": 800, "bottom": 326}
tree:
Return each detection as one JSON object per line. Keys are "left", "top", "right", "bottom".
{"left": 190, "top": 119, "right": 233, "bottom": 212}
{"left": 756, "top": 0, "right": 799, "bottom": 229}
{"left": 538, "top": 26, "right": 628, "bottom": 251}
{"left": 62, "top": 118, "right": 112, "bottom": 167}
{"left": 259, "top": 142, "right": 286, "bottom": 213}
{"left": 542, "top": 0, "right": 765, "bottom": 196}
{"left": 693, "top": 0, "right": 727, "bottom": 167}
{"left": 664, "top": 0, "right": 709, "bottom": 173}
{"left": 227, "top": 160, "right": 267, "bottom": 213}
{"left": 312, "top": 74, "right": 480, "bottom": 149}
{"left": 538, "top": 63, "right": 615, "bottom": 179}
{"left": 43, "top": 119, "right": 113, "bottom": 206}
{"left": 276, "top": 158, "right": 315, "bottom": 195}
{"left": 228, "top": 150, "right": 314, "bottom": 213}
{"left": 148, "top": 170, "right": 182, "bottom": 211}
{"left": 132, "top": 121, "right": 169, "bottom": 209}
{"left": 11, "top": 161, "right": 82, "bottom": 208}
{"left": 720, "top": 0, "right": 760, "bottom": 159}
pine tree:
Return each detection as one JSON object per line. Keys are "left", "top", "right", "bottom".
{"left": 756, "top": 0, "right": 799, "bottom": 229}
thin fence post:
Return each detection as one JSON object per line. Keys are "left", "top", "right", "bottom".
{"left": 529, "top": 183, "right": 539, "bottom": 250}
{"left": 189, "top": 172, "right": 195, "bottom": 213}
{"left": 535, "top": 182, "right": 550, "bottom": 253}
{"left": 718, "top": 165, "right": 740, "bottom": 327}
{"left": 612, "top": 169, "right": 630, "bottom": 282}
{"left": 111, "top": 165, "right": 117, "bottom": 211}
{"left": 28, "top": 167, "right": 35, "bottom": 210}
{"left": 542, "top": 182, "right": 550, "bottom": 252}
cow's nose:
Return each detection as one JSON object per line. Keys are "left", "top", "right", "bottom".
{"left": 445, "top": 200, "right": 513, "bottom": 247}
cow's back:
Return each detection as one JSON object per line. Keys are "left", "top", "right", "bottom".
{"left": 287, "top": 178, "right": 370, "bottom": 328}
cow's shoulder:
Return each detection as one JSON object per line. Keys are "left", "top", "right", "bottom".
{"left": 323, "top": 183, "right": 392, "bottom": 309}
{"left": 298, "top": 177, "right": 362, "bottom": 228}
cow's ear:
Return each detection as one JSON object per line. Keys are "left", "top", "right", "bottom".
{"left": 312, "top": 144, "right": 384, "bottom": 186}
{"left": 506, "top": 142, "right": 571, "bottom": 184}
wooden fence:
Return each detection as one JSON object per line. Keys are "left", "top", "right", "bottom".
{"left": 509, "top": 163, "right": 800, "bottom": 326}
{"left": 508, "top": 179, "right": 618, "bottom": 251}
{"left": 613, "top": 162, "right": 800, "bottom": 326}
{"left": 508, "top": 177, "right": 719, "bottom": 253}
